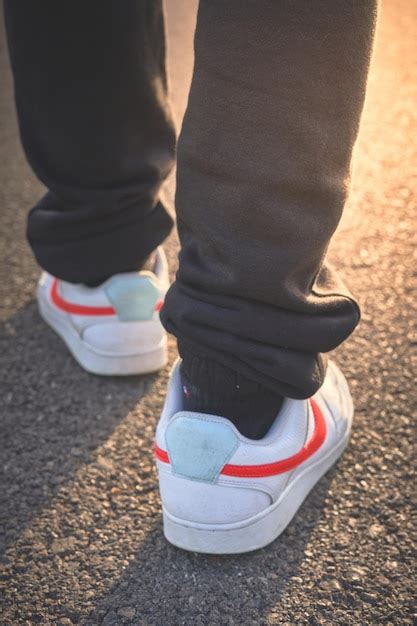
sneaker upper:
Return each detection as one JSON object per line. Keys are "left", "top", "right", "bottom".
{"left": 38, "top": 246, "right": 169, "bottom": 355}
{"left": 155, "top": 359, "right": 353, "bottom": 525}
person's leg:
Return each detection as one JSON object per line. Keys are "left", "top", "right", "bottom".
{"left": 4, "top": 0, "right": 176, "bottom": 284}
{"left": 161, "top": 0, "right": 377, "bottom": 436}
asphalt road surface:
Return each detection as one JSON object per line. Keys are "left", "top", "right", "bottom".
{"left": 1, "top": 1, "right": 415, "bottom": 624}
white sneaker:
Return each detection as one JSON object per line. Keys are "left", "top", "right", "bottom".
{"left": 155, "top": 359, "right": 354, "bottom": 554}
{"left": 37, "top": 247, "right": 169, "bottom": 375}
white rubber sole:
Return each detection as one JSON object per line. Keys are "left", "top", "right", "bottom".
{"left": 162, "top": 411, "right": 353, "bottom": 554}
{"left": 37, "top": 289, "right": 167, "bottom": 376}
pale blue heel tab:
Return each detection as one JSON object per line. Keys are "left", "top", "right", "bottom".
{"left": 104, "top": 273, "right": 160, "bottom": 321}
{"left": 165, "top": 412, "right": 239, "bottom": 483}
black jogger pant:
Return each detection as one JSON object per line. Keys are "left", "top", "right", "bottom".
{"left": 4, "top": 0, "right": 377, "bottom": 399}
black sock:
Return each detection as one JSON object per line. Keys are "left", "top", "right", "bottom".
{"left": 84, "top": 274, "right": 113, "bottom": 288}
{"left": 180, "top": 354, "right": 283, "bottom": 440}
{"left": 84, "top": 252, "right": 157, "bottom": 288}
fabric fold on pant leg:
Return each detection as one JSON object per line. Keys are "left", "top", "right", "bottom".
{"left": 4, "top": 0, "right": 176, "bottom": 283}
{"left": 161, "top": 0, "right": 377, "bottom": 398}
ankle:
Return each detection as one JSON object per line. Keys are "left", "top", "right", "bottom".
{"left": 83, "top": 251, "right": 157, "bottom": 287}
{"left": 179, "top": 352, "right": 283, "bottom": 440}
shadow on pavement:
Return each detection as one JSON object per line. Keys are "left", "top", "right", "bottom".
{"left": 85, "top": 469, "right": 337, "bottom": 625}
{"left": 0, "top": 299, "right": 158, "bottom": 555}
{"left": 0, "top": 299, "right": 342, "bottom": 625}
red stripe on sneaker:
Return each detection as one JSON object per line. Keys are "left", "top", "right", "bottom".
{"left": 154, "top": 443, "right": 170, "bottom": 464}
{"left": 154, "top": 399, "right": 326, "bottom": 478}
{"left": 50, "top": 278, "right": 164, "bottom": 316}
{"left": 51, "top": 279, "right": 116, "bottom": 316}
{"left": 222, "top": 399, "right": 326, "bottom": 477}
